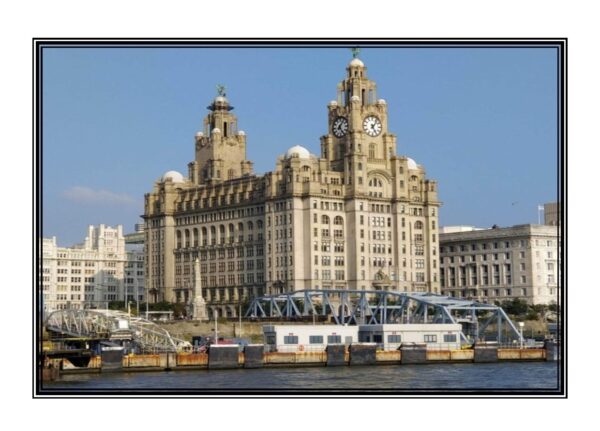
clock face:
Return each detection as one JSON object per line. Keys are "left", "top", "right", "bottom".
{"left": 332, "top": 117, "right": 349, "bottom": 138}
{"left": 363, "top": 115, "right": 382, "bottom": 137}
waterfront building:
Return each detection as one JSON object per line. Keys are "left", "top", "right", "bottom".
{"left": 144, "top": 55, "right": 441, "bottom": 318}
{"left": 544, "top": 202, "right": 560, "bottom": 227}
{"left": 124, "top": 223, "right": 146, "bottom": 306}
{"left": 263, "top": 323, "right": 462, "bottom": 352}
{"left": 439, "top": 224, "right": 560, "bottom": 305}
{"left": 41, "top": 224, "right": 145, "bottom": 312}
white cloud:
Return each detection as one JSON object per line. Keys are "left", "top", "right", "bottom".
{"left": 62, "top": 186, "right": 137, "bottom": 206}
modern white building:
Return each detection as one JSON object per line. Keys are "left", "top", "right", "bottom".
{"left": 263, "top": 323, "right": 463, "bottom": 352}
{"left": 357, "top": 324, "right": 462, "bottom": 350}
{"left": 41, "top": 224, "right": 141, "bottom": 312}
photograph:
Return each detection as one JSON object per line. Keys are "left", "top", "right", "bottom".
{"left": 35, "top": 39, "right": 564, "bottom": 397}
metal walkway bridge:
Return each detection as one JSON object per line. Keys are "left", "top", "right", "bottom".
{"left": 245, "top": 289, "right": 524, "bottom": 344}
{"left": 45, "top": 309, "right": 190, "bottom": 352}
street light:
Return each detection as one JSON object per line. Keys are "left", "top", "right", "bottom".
{"left": 518, "top": 321, "right": 524, "bottom": 349}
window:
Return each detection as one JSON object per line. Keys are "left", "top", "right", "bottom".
{"left": 388, "top": 334, "right": 401, "bottom": 343}
{"left": 309, "top": 335, "right": 323, "bottom": 344}
{"left": 443, "top": 334, "right": 457, "bottom": 343}
{"left": 283, "top": 336, "right": 298, "bottom": 344}
{"left": 327, "top": 335, "right": 342, "bottom": 344}
{"left": 424, "top": 335, "right": 437, "bottom": 343}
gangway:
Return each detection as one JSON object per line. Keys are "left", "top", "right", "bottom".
{"left": 45, "top": 309, "right": 190, "bottom": 352}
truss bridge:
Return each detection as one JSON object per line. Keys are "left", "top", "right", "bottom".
{"left": 245, "top": 289, "right": 524, "bottom": 344}
{"left": 45, "top": 309, "right": 190, "bottom": 352}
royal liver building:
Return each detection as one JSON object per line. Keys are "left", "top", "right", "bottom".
{"left": 144, "top": 54, "right": 441, "bottom": 318}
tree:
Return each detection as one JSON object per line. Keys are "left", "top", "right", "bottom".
{"left": 501, "top": 299, "right": 528, "bottom": 317}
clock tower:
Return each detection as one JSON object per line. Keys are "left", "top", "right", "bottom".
{"left": 320, "top": 53, "right": 397, "bottom": 193}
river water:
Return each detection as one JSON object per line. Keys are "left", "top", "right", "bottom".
{"left": 44, "top": 362, "right": 560, "bottom": 394}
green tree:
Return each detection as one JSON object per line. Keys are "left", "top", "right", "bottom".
{"left": 501, "top": 299, "right": 528, "bottom": 317}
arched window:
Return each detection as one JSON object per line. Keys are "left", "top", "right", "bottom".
{"left": 210, "top": 226, "right": 216, "bottom": 245}
{"left": 184, "top": 229, "right": 190, "bottom": 248}
{"left": 193, "top": 228, "right": 199, "bottom": 247}
{"left": 369, "top": 143, "right": 376, "bottom": 159}
{"left": 219, "top": 225, "right": 225, "bottom": 244}
{"left": 201, "top": 227, "right": 208, "bottom": 246}
{"left": 257, "top": 220, "right": 263, "bottom": 229}
{"left": 414, "top": 221, "right": 423, "bottom": 230}
{"left": 302, "top": 165, "right": 310, "bottom": 172}
{"left": 247, "top": 221, "right": 254, "bottom": 231}
{"left": 228, "top": 169, "right": 235, "bottom": 180}
{"left": 228, "top": 224, "right": 235, "bottom": 243}
{"left": 334, "top": 216, "right": 344, "bottom": 225}
{"left": 322, "top": 215, "right": 330, "bottom": 224}
{"left": 238, "top": 223, "right": 244, "bottom": 242}
{"left": 176, "top": 230, "right": 182, "bottom": 249}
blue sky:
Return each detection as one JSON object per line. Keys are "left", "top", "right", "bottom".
{"left": 42, "top": 45, "right": 559, "bottom": 246}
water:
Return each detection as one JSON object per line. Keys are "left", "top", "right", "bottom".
{"left": 43, "top": 362, "right": 560, "bottom": 393}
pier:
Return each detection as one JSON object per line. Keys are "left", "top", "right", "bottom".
{"left": 42, "top": 341, "right": 557, "bottom": 380}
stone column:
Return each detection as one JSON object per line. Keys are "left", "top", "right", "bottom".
{"left": 192, "top": 258, "right": 208, "bottom": 321}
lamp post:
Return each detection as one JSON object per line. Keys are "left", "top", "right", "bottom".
{"left": 238, "top": 302, "right": 242, "bottom": 338}
{"left": 214, "top": 312, "right": 218, "bottom": 345}
{"left": 145, "top": 287, "right": 149, "bottom": 320}
{"left": 518, "top": 321, "right": 524, "bottom": 349}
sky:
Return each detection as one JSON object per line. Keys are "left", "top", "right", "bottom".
{"left": 42, "top": 45, "right": 559, "bottom": 246}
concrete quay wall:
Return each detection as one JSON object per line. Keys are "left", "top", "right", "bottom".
{"left": 55, "top": 346, "right": 550, "bottom": 375}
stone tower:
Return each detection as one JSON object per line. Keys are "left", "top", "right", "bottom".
{"left": 188, "top": 89, "right": 254, "bottom": 184}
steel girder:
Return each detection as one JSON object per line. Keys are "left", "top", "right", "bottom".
{"left": 245, "top": 289, "right": 524, "bottom": 344}
{"left": 45, "top": 309, "right": 190, "bottom": 352}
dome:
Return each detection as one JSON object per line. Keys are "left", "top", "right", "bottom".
{"left": 406, "top": 157, "right": 418, "bottom": 170}
{"left": 195, "top": 131, "right": 204, "bottom": 137}
{"left": 285, "top": 145, "right": 311, "bottom": 159}
{"left": 211, "top": 127, "right": 221, "bottom": 134}
{"left": 238, "top": 130, "right": 246, "bottom": 136}
{"left": 161, "top": 170, "right": 185, "bottom": 183}
{"left": 376, "top": 99, "right": 387, "bottom": 105}
{"left": 214, "top": 95, "right": 228, "bottom": 103}
{"left": 328, "top": 100, "right": 338, "bottom": 107}
{"left": 349, "top": 58, "right": 364, "bottom": 67}
{"left": 350, "top": 95, "right": 360, "bottom": 102}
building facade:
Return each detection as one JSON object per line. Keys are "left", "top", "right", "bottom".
{"left": 544, "top": 202, "right": 560, "bottom": 227}
{"left": 439, "top": 224, "right": 560, "bottom": 305}
{"left": 41, "top": 224, "right": 145, "bottom": 312}
{"left": 144, "top": 56, "right": 441, "bottom": 318}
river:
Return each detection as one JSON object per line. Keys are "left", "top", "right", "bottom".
{"left": 43, "top": 362, "right": 560, "bottom": 394}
